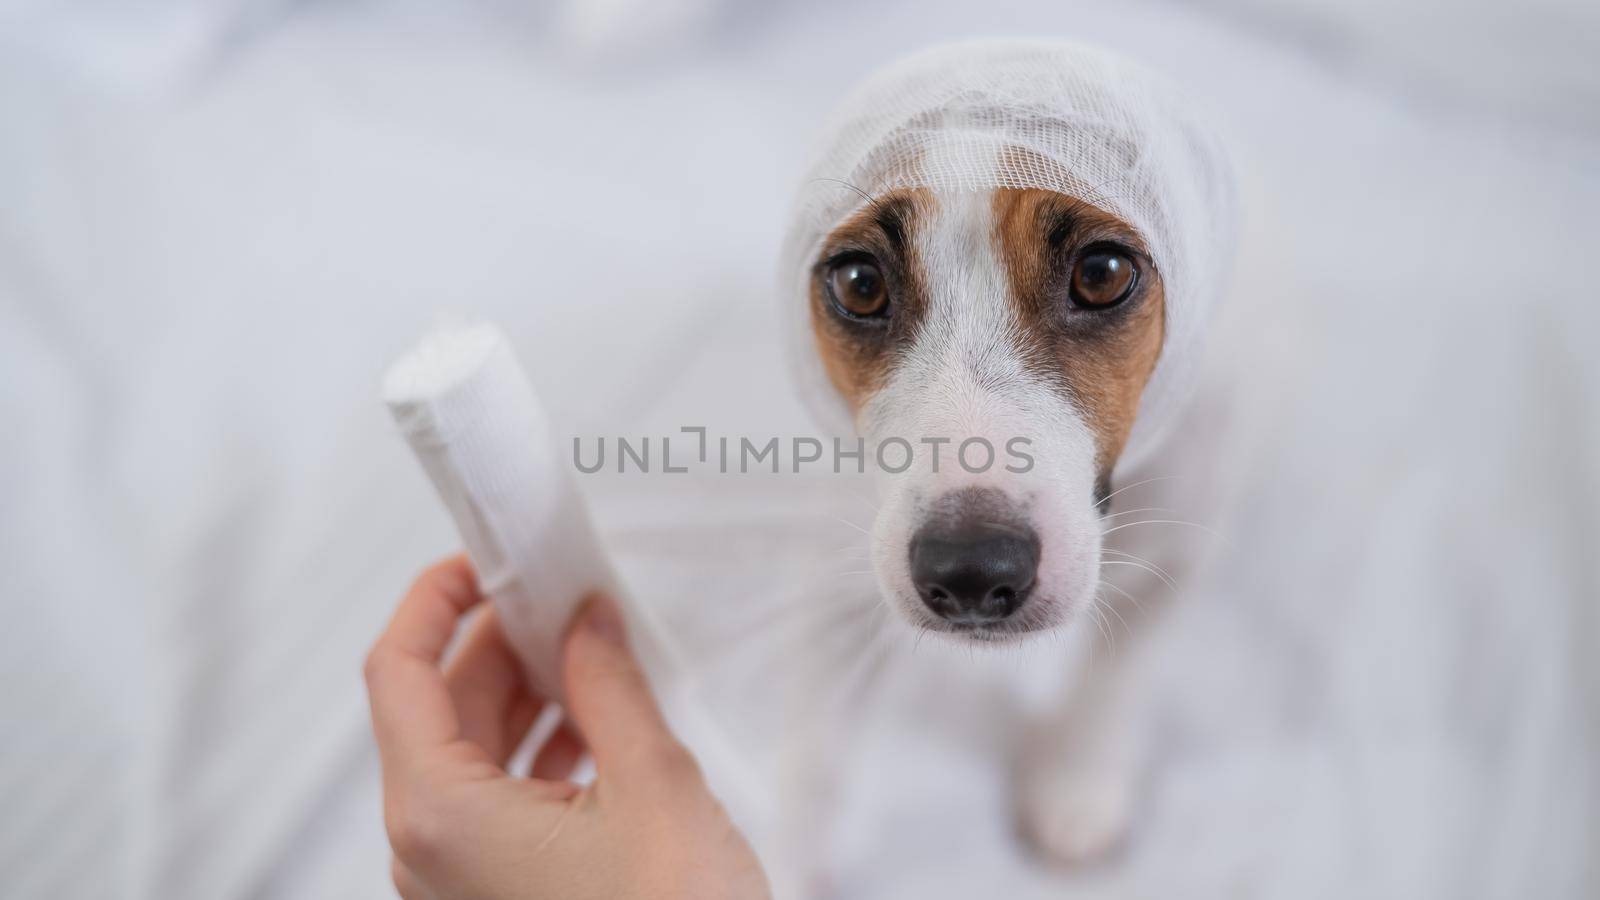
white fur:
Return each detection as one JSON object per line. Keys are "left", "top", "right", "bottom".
{"left": 860, "top": 189, "right": 1102, "bottom": 642}
{"left": 844, "top": 185, "right": 1225, "bottom": 865}
{"left": 780, "top": 41, "right": 1237, "bottom": 870}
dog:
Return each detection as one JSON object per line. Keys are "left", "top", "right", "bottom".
{"left": 781, "top": 39, "right": 1237, "bottom": 864}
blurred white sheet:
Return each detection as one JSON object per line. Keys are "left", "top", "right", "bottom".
{"left": 1, "top": 1, "right": 1596, "bottom": 898}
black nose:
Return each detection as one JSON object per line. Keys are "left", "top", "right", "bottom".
{"left": 910, "top": 519, "right": 1040, "bottom": 625}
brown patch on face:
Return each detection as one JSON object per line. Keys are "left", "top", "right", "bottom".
{"left": 992, "top": 188, "right": 1166, "bottom": 476}
{"left": 809, "top": 188, "right": 936, "bottom": 414}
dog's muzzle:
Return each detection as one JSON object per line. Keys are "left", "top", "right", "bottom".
{"left": 908, "top": 487, "right": 1040, "bottom": 626}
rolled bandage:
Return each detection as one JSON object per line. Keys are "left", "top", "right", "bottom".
{"left": 383, "top": 322, "right": 626, "bottom": 701}
{"left": 382, "top": 321, "right": 765, "bottom": 841}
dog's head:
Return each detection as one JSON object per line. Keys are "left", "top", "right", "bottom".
{"left": 809, "top": 185, "right": 1163, "bottom": 640}
{"left": 782, "top": 41, "right": 1235, "bottom": 643}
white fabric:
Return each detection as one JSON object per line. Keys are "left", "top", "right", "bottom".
{"left": 781, "top": 40, "right": 1236, "bottom": 465}
{"left": 2, "top": 2, "right": 1598, "bottom": 899}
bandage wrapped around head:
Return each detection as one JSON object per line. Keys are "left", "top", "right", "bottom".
{"left": 780, "top": 39, "right": 1237, "bottom": 469}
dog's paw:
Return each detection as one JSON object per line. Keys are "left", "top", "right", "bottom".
{"left": 1017, "top": 765, "right": 1133, "bottom": 865}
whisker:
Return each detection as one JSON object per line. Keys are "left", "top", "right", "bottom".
{"left": 1101, "top": 592, "right": 1132, "bottom": 636}
{"left": 809, "top": 177, "right": 890, "bottom": 219}
{"left": 1099, "top": 475, "right": 1181, "bottom": 507}
{"left": 1098, "top": 578, "right": 1149, "bottom": 616}
{"left": 1100, "top": 518, "right": 1225, "bottom": 542}
{"left": 823, "top": 616, "right": 892, "bottom": 714}
{"left": 1099, "top": 558, "right": 1173, "bottom": 588}
{"left": 1086, "top": 597, "right": 1114, "bottom": 654}
{"left": 1091, "top": 602, "right": 1118, "bottom": 658}
{"left": 829, "top": 515, "right": 872, "bottom": 537}
{"left": 1098, "top": 506, "right": 1172, "bottom": 522}
{"left": 1099, "top": 556, "right": 1177, "bottom": 591}
{"left": 844, "top": 491, "right": 881, "bottom": 516}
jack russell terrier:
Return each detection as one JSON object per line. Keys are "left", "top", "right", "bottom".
{"left": 781, "top": 39, "right": 1237, "bottom": 863}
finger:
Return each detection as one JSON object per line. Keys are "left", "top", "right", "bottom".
{"left": 391, "top": 857, "right": 434, "bottom": 900}
{"left": 444, "top": 606, "right": 545, "bottom": 766}
{"left": 501, "top": 694, "right": 544, "bottom": 770}
{"left": 561, "top": 596, "right": 692, "bottom": 784}
{"left": 365, "top": 556, "right": 484, "bottom": 770}
{"left": 530, "top": 720, "right": 586, "bottom": 782}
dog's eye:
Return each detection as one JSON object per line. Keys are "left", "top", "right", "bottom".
{"left": 827, "top": 258, "right": 889, "bottom": 318}
{"left": 1070, "top": 248, "right": 1138, "bottom": 309}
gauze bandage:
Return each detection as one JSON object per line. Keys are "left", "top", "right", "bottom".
{"left": 780, "top": 39, "right": 1237, "bottom": 469}
{"left": 383, "top": 322, "right": 767, "bottom": 841}
{"left": 383, "top": 323, "right": 623, "bottom": 701}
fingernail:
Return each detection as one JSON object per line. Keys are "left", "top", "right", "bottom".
{"left": 582, "top": 596, "right": 626, "bottom": 646}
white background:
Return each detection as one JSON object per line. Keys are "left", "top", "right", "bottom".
{"left": 2, "top": 0, "right": 1597, "bottom": 897}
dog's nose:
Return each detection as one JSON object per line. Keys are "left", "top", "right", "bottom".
{"left": 910, "top": 519, "right": 1039, "bottom": 625}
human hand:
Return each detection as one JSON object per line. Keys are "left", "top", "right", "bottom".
{"left": 364, "top": 556, "right": 770, "bottom": 900}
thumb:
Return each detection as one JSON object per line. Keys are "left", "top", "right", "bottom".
{"left": 561, "top": 596, "right": 694, "bottom": 785}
